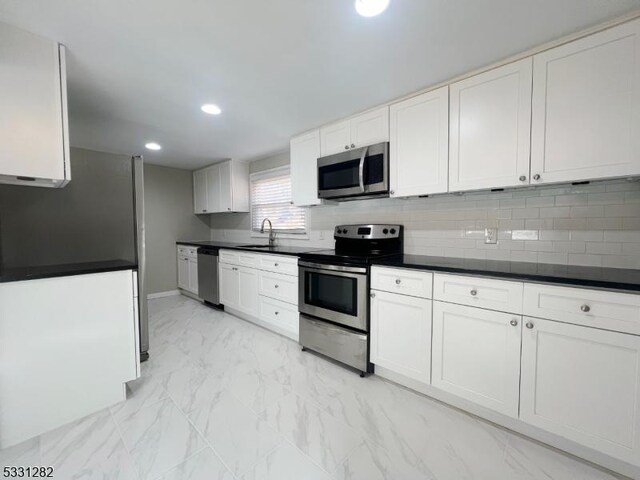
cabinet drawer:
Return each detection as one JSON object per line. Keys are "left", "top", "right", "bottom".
{"left": 258, "top": 254, "right": 298, "bottom": 276}
{"left": 370, "top": 266, "right": 433, "bottom": 299}
{"left": 259, "top": 270, "right": 298, "bottom": 305}
{"left": 434, "top": 273, "right": 523, "bottom": 314}
{"left": 259, "top": 296, "right": 299, "bottom": 337}
{"left": 219, "top": 249, "right": 238, "bottom": 265}
{"left": 523, "top": 284, "right": 640, "bottom": 335}
{"left": 177, "top": 246, "right": 189, "bottom": 256}
{"left": 219, "top": 249, "right": 259, "bottom": 267}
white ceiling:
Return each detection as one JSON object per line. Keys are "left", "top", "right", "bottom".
{"left": 1, "top": 1, "right": 640, "bottom": 169}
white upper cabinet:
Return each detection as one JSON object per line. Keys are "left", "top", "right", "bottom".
{"left": 0, "top": 22, "right": 70, "bottom": 188}
{"left": 320, "top": 120, "right": 351, "bottom": 157}
{"left": 290, "top": 129, "right": 322, "bottom": 206}
{"left": 193, "top": 160, "right": 249, "bottom": 214}
{"left": 350, "top": 106, "right": 390, "bottom": 149}
{"left": 520, "top": 317, "right": 640, "bottom": 466}
{"left": 193, "top": 169, "right": 208, "bottom": 213}
{"left": 320, "top": 107, "right": 389, "bottom": 157}
{"left": 432, "top": 301, "right": 522, "bottom": 417}
{"left": 449, "top": 58, "right": 533, "bottom": 192}
{"left": 531, "top": 19, "right": 640, "bottom": 185}
{"left": 390, "top": 86, "right": 449, "bottom": 197}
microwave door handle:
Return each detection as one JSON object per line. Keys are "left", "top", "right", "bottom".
{"left": 358, "top": 146, "right": 369, "bottom": 192}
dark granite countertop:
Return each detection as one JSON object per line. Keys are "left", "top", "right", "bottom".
{"left": 0, "top": 260, "right": 138, "bottom": 283}
{"left": 176, "top": 241, "right": 325, "bottom": 257}
{"left": 372, "top": 255, "right": 640, "bottom": 292}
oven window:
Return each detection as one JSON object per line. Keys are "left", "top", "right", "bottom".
{"left": 305, "top": 271, "right": 358, "bottom": 316}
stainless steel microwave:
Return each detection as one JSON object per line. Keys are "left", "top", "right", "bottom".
{"left": 317, "top": 142, "right": 389, "bottom": 200}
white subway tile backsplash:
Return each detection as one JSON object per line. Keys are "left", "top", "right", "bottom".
{"left": 211, "top": 179, "right": 640, "bottom": 270}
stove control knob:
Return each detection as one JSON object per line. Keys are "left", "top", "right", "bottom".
{"left": 343, "top": 229, "right": 348, "bottom": 234}
{"left": 383, "top": 228, "right": 389, "bottom": 234}
{"left": 390, "top": 228, "right": 396, "bottom": 234}
{"left": 337, "top": 229, "right": 342, "bottom": 234}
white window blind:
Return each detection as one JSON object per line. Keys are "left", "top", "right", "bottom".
{"left": 250, "top": 167, "right": 306, "bottom": 233}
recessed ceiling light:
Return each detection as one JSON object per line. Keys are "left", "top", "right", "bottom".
{"left": 145, "top": 142, "right": 162, "bottom": 151}
{"left": 201, "top": 104, "right": 222, "bottom": 115}
{"left": 355, "top": 0, "right": 390, "bottom": 17}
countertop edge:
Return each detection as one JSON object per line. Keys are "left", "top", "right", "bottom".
{"left": 370, "top": 259, "right": 640, "bottom": 293}
{"left": 0, "top": 263, "right": 138, "bottom": 284}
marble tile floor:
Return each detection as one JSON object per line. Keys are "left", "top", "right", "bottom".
{"left": 0, "top": 295, "right": 628, "bottom": 480}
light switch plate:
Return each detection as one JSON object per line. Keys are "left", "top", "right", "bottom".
{"left": 484, "top": 228, "right": 498, "bottom": 244}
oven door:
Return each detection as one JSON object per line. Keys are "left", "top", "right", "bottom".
{"left": 317, "top": 142, "right": 389, "bottom": 199}
{"left": 298, "top": 261, "right": 368, "bottom": 331}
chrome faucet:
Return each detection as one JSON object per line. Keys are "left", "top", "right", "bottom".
{"left": 260, "top": 218, "right": 276, "bottom": 247}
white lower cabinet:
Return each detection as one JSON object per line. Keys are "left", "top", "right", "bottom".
{"left": 219, "top": 250, "right": 299, "bottom": 339}
{"left": 219, "top": 263, "right": 239, "bottom": 308}
{"left": 370, "top": 289, "right": 432, "bottom": 384}
{"left": 177, "top": 246, "right": 199, "bottom": 296}
{"left": 520, "top": 316, "right": 640, "bottom": 465}
{"left": 432, "top": 301, "right": 522, "bottom": 417}
{"left": 238, "top": 266, "right": 259, "bottom": 317}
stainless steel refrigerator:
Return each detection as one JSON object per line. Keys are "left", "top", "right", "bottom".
{"left": 0, "top": 147, "right": 149, "bottom": 359}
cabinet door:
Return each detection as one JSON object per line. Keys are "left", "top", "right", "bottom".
{"left": 218, "top": 161, "right": 232, "bottom": 212}
{"left": 370, "top": 290, "right": 432, "bottom": 384}
{"left": 320, "top": 120, "right": 351, "bottom": 156}
{"left": 188, "top": 258, "right": 198, "bottom": 295}
{"left": 219, "top": 263, "right": 239, "bottom": 309}
{"left": 177, "top": 256, "right": 189, "bottom": 290}
{"left": 449, "top": 58, "right": 532, "bottom": 191}
{"left": 432, "top": 302, "right": 522, "bottom": 417}
{"left": 290, "top": 130, "right": 322, "bottom": 206}
{"left": 350, "top": 106, "right": 389, "bottom": 149}
{"left": 520, "top": 317, "right": 640, "bottom": 465}
{"left": 205, "top": 165, "right": 221, "bottom": 213}
{"left": 0, "top": 24, "right": 69, "bottom": 186}
{"left": 390, "top": 87, "right": 449, "bottom": 197}
{"left": 531, "top": 19, "right": 640, "bottom": 184}
{"left": 193, "top": 169, "right": 208, "bottom": 214}
{"left": 238, "top": 267, "right": 259, "bottom": 316}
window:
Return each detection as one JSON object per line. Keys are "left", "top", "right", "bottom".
{"left": 250, "top": 167, "right": 306, "bottom": 233}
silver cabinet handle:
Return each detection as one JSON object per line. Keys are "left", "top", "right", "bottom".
{"left": 344, "top": 145, "right": 349, "bottom": 150}
{"left": 203, "top": 209, "right": 207, "bottom": 212}
{"left": 358, "top": 146, "right": 369, "bottom": 193}
{"left": 370, "top": 292, "right": 376, "bottom": 298}
{"left": 525, "top": 321, "right": 534, "bottom": 329}
{"left": 351, "top": 143, "right": 355, "bottom": 148}
{"left": 390, "top": 190, "right": 395, "bottom": 195}
{"left": 533, "top": 174, "right": 541, "bottom": 180}
{"left": 395, "top": 279, "right": 401, "bottom": 285}
{"left": 275, "top": 311, "right": 279, "bottom": 316}
{"left": 470, "top": 289, "right": 478, "bottom": 296}
{"left": 510, "top": 319, "right": 518, "bottom": 326}
{"left": 519, "top": 175, "right": 526, "bottom": 181}
{"left": 275, "top": 284, "right": 279, "bottom": 289}
{"left": 227, "top": 208, "right": 231, "bottom": 211}
{"left": 274, "top": 263, "right": 279, "bottom": 267}
{"left": 581, "top": 304, "right": 591, "bottom": 313}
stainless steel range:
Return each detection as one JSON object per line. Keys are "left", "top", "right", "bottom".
{"left": 298, "top": 224, "right": 403, "bottom": 376}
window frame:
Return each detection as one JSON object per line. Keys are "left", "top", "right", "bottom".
{"left": 249, "top": 165, "right": 308, "bottom": 239}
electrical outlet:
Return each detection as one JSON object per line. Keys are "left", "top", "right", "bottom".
{"left": 484, "top": 228, "right": 498, "bottom": 244}
{"left": 318, "top": 230, "right": 325, "bottom": 240}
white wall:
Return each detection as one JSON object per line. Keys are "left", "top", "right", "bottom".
{"left": 209, "top": 153, "right": 640, "bottom": 269}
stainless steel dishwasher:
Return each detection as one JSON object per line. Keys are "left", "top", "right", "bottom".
{"left": 197, "top": 247, "right": 221, "bottom": 307}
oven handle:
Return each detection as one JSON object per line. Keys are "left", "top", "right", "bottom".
{"left": 299, "top": 261, "right": 367, "bottom": 275}
{"left": 358, "top": 146, "right": 369, "bottom": 193}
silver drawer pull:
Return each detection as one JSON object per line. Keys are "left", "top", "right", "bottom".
{"left": 525, "top": 321, "right": 534, "bottom": 329}
{"left": 395, "top": 279, "right": 401, "bottom": 285}
{"left": 580, "top": 304, "right": 591, "bottom": 313}
{"left": 370, "top": 292, "right": 376, "bottom": 298}
{"left": 275, "top": 284, "right": 279, "bottom": 289}
{"left": 470, "top": 289, "right": 478, "bottom": 296}
{"left": 275, "top": 311, "right": 279, "bottom": 316}
{"left": 274, "top": 263, "right": 279, "bottom": 267}
{"left": 510, "top": 319, "right": 518, "bottom": 327}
